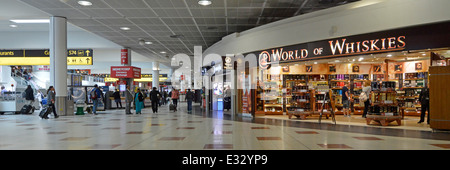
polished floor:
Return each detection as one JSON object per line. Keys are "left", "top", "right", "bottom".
{"left": 0, "top": 103, "right": 449, "bottom": 150}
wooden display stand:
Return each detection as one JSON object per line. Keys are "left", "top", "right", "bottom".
{"left": 429, "top": 66, "right": 450, "bottom": 130}
{"left": 365, "top": 89, "right": 401, "bottom": 126}
{"left": 366, "top": 115, "right": 402, "bottom": 126}
{"left": 287, "top": 89, "right": 333, "bottom": 121}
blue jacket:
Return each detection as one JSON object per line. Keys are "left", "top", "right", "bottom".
{"left": 91, "top": 88, "right": 103, "bottom": 99}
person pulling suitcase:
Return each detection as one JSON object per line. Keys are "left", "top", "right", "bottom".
{"left": 40, "top": 86, "right": 59, "bottom": 119}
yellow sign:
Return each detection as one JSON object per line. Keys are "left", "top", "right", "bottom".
{"left": 67, "top": 57, "right": 93, "bottom": 65}
{"left": 0, "top": 57, "right": 93, "bottom": 65}
{"left": 104, "top": 77, "right": 119, "bottom": 82}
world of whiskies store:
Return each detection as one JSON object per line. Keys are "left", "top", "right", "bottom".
{"left": 249, "top": 21, "right": 450, "bottom": 130}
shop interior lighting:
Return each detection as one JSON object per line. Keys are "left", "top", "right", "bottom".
{"left": 198, "top": 0, "right": 212, "bottom": 6}
{"left": 78, "top": 1, "right": 92, "bottom": 6}
{"left": 144, "top": 41, "right": 152, "bottom": 45}
{"left": 10, "top": 19, "right": 49, "bottom": 23}
{"left": 160, "top": 51, "right": 167, "bottom": 54}
{"left": 358, "top": 57, "right": 364, "bottom": 61}
{"left": 9, "top": 24, "right": 18, "bottom": 28}
{"left": 387, "top": 54, "right": 393, "bottom": 57}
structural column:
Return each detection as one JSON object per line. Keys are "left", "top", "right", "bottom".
{"left": 49, "top": 16, "right": 68, "bottom": 115}
{"left": 121, "top": 48, "right": 133, "bottom": 114}
{"left": 152, "top": 61, "right": 160, "bottom": 89}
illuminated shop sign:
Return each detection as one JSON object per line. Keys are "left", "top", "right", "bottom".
{"left": 258, "top": 36, "right": 407, "bottom": 69}
{"left": 256, "top": 21, "right": 450, "bottom": 69}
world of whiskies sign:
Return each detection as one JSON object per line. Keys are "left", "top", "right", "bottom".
{"left": 255, "top": 21, "right": 450, "bottom": 69}
{"left": 0, "top": 49, "right": 93, "bottom": 65}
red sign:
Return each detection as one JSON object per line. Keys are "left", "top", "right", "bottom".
{"left": 116, "top": 80, "right": 127, "bottom": 85}
{"left": 121, "top": 49, "right": 128, "bottom": 65}
{"left": 111, "top": 66, "right": 141, "bottom": 78}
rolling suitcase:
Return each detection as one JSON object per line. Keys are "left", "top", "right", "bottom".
{"left": 20, "top": 105, "right": 33, "bottom": 114}
{"left": 39, "top": 105, "right": 52, "bottom": 118}
{"left": 169, "top": 103, "right": 175, "bottom": 111}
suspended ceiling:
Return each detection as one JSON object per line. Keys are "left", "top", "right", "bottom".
{"left": 17, "top": 0, "right": 360, "bottom": 63}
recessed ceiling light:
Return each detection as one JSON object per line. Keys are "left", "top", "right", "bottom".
{"left": 10, "top": 19, "right": 49, "bottom": 23}
{"left": 78, "top": 1, "right": 92, "bottom": 6}
{"left": 9, "top": 24, "right": 18, "bottom": 28}
{"left": 387, "top": 54, "right": 392, "bottom": 57}
{"left": 160, "top": 51, "right": 167, "bottom": 54}
{"left": 198, "top": 0, "right": 212, "bottom": 6}
{"left": 145, "top": 41, "right": 152, "bottom": 45}
{"left": 120, "top": 27, "right": 130, "bottom": 31}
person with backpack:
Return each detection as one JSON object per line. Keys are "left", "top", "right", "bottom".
{"left": 90, "top": 84, "right": 103, "bottom": 115}
{"left": 171, "top": 88, "right": 179, "bottom": 112}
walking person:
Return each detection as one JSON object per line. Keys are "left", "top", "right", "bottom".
{"left": 342, "top": 82, "right": 350, "bottom": 117}
{"left": 113, "top": 89, "right": 122, "bottom": 109}
{"left": 362, "top": 80, "right": 372, "bottom": 118}
{"left": 24, "top": 85, "right": 35, "bottom": 106}
{"left": 43, "top": 86, "right": 58, "bottom": 119}
{"left": 418, "top": 84, "right": 430, "bottom": 124}
{"left": 149, "top": 87, "right": 160, "bottom": 113}
{"left": 90, "top": 84, "right": 103, "bottom": 115}
{"left": 163, "top": 91, "right": 168, "bottom": 105}
{"left": 185, "top": 89, "right": 194, "bottom": 113}
{"left": 134, "top": 88, "right": 144, "bottom": 114}
{"left": 171, "top": 88, "right": 179, "bottom": 112}
{"left": 125, "top": 85, "right": 133, "bottom": 115}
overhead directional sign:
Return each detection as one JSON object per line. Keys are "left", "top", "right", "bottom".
{"left": 0, "top": 49, "right": 93, "bottom": 65}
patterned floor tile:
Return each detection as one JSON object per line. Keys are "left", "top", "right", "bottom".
{"left": 317, "top": 144, "right": 352, "bottom": 149}
{"left": 159, "top": 137, "right": 186, "bottom": 141}
{"left": 256, "top": 137, "right": 281, "bottom": 140}
{"left": 353, "top": 137, "right": 383, "bottom": 140}
{"left": 295, "top": 131, "right": 319, "bottom": 134}
{"left": 204, "top": 144, "right": 233, "bottom": 149}
{"left": 430, "top": 144, "right": 450, "bottom": 149}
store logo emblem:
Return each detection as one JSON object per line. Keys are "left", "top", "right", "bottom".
{"left": 259, "top": 51, "right": 270, "bottom": 69}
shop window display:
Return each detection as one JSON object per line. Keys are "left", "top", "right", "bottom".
{"left": 254, "top": 50, "right": 445, "bottom": 126}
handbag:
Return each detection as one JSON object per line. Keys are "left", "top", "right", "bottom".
{"left": 359, "top": 92, "right": 368, "bottom": 102}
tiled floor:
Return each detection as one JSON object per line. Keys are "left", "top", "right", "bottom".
{"left": 0, "top": 103, "right": 449, "bottom": 150}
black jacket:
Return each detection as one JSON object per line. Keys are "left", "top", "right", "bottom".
{"left": 419, "top": 87, "right": 429, "bottom": 104}
{"left": 185, "top": 91, "right": 194, "bottom": 102}
{"left": 150, "top": 90, "right": 160, "bottom": 101}
{"left": 113, "top": 91, "right": 121, "bottom": 99}
{"left": 25, "top": 87, "right": 34, "bottom": 100}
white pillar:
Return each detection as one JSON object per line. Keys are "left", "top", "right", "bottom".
{"left": 152, "top": 61, "right": 160, "bottom": 89}
{"left": 50, "top": 16, "right": 68, "bottom": 115}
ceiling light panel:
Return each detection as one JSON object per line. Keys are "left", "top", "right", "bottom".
{"left": 78, "top": 1, "right": 92, "bottom": 6}
{"left": 65, "top": 0, "right": 109, "bottom": 8}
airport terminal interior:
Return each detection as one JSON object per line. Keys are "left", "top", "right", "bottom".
{"left": 0, "top": 0, "right": 450, "bottom": 150}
